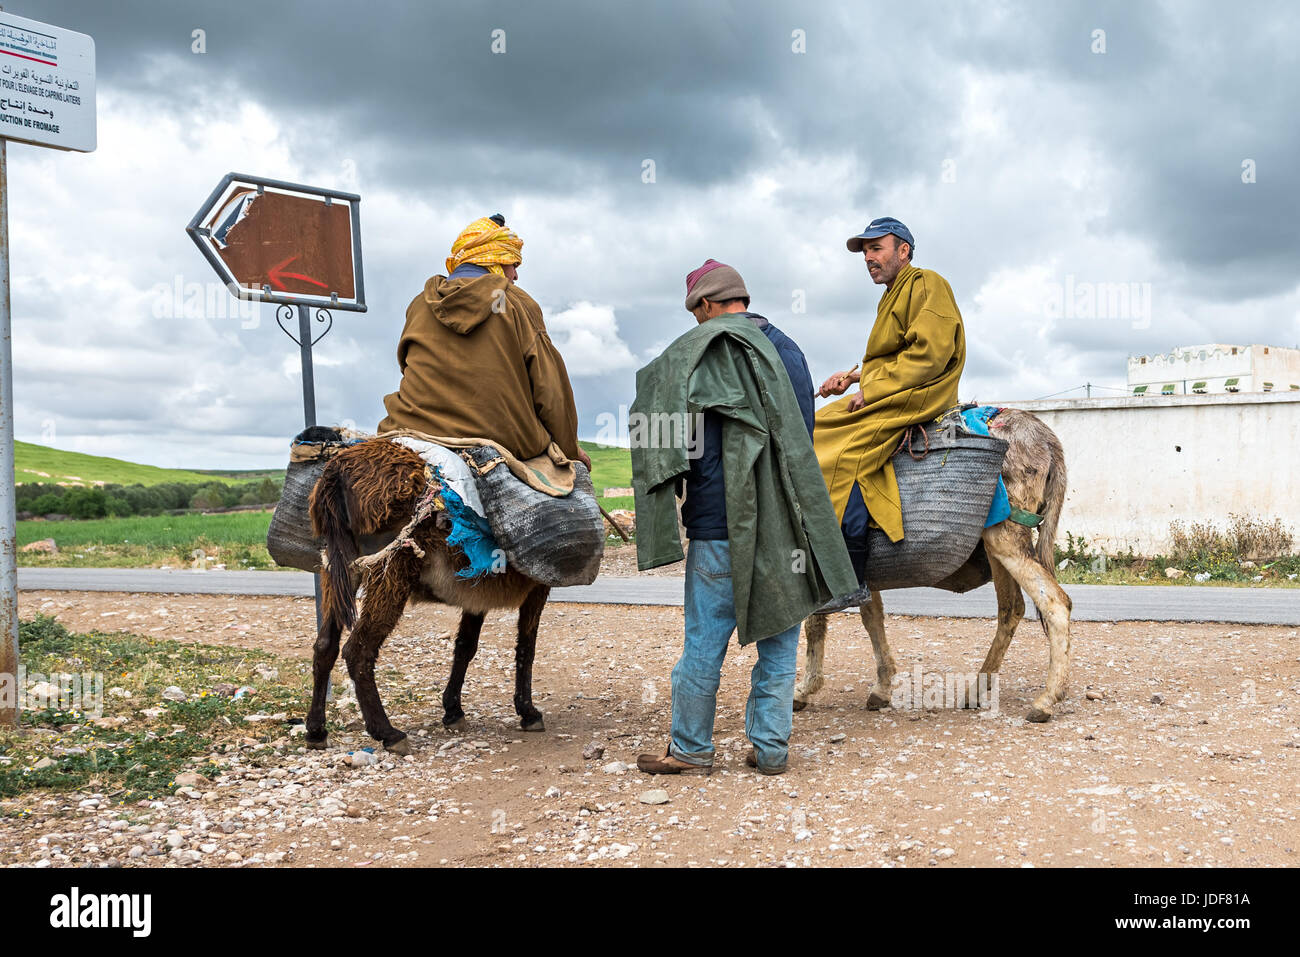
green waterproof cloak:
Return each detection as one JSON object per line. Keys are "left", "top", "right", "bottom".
{"left": 631, "top": 314, "right": 859, "bottom": 644}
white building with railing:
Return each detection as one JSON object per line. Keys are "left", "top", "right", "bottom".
{"left": 1126, "top": 344, "right": 1300, "bottom": 396}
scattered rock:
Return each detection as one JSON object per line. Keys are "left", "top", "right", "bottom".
{"left": 174, "top": 771, "right": 211, "bottom": 788}
{"left": 26, "top": 681, "right": 60, "bottom": 703}
{"left": 161, "top": 686, "right": 187, "bottom": 702}
{"left": 32, "top": 757, "right": 56, "bottom": 770}
{"left": 212, "top": 683, "right": 239, "bottom": 698}
{"left": 1086, "top": 690, "right": 1104, "bottom": 701}
{"left": 829, "top": 733, "right": 847, "bottom": 744}
{"left": 347, "top": 750, "right": 379, "bottom": 767}
{"left": 1164, "top": 567, "right": 1185, "bottom": 580}
{"left": 582, "top": 742, "right": 605, "bottom": 761}
{"left": 1193, "top": 572, "right": 1212, "bottom": 583}
{"left": 602, "top": 761, "right": 629, "bottom": 774}
{"left": 20, "top": 538, "right": 57, "bottom": 554}
{"left": 638, "top": 789, "right": 670, "bottom": 805}
{"left": 1151, "top": 693, "right": 1166, "bottom": 705}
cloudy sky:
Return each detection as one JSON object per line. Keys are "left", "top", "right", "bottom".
{"left": 10, "top": 0, "right": 1298, "bottom": 469}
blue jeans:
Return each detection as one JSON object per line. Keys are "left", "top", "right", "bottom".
{"left": 669, "top": 539, "right": 801, "bottom": 772}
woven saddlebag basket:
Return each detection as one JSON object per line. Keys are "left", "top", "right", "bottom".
{"left": 266, "top": 427, "right": 352, "bottom": 572}
{"left": 861, "top": 423, "right": 1009, "bottom": 592}
{"left": 462, "top": 446, "right": 605, "bottom": 587}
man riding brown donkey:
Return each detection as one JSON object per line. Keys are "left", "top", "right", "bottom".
{"left": 305, "top": 215, "right": 594, "bottom": 752}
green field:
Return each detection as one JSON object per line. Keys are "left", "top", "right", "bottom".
{"left": 582, "top": 440, "right": 633, "bottom": 510}
{"left": 19, "top": 512, "right": 276, "bottom": 569}
{"left": 19, "top": 511, "right": 273, "bottom": 549}
{"left": 15, "top": 440, "right": 281, "bottom": 487}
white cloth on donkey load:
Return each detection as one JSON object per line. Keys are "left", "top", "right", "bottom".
{"left": 389, "top": 436, "right": 487, "bottom": 519}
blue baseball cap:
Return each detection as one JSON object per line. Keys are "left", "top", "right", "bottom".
{"left": 847, "top": 217, "right": 915, "bottom": 253}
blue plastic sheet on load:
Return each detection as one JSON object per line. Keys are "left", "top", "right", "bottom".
{"left": 959, "top": 406, "right": 1012, "bottom": 528}
{"left": 432, "top": 466, "right": 503, "bottom": 579}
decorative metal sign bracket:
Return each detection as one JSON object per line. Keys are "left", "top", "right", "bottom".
{"left": 275, "top": 303, "right": 333, "bottom": 347}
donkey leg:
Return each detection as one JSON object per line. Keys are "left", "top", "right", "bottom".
{"left": 441, "top": 611, "right": 484, "bottom": 731}
{"left": 793, "top": 614, "right": 828, "bottom": 712}
{"left": 342, "top": 560, "right": 416, "bottom": 754}
{"left": 990, "top": 546, "right": 1072, "bottom": 722}
{"left": 513, "top": 585, "right": 550, "bottom": 732}
{"left": 966, "top": 555, "right": 1025, "bottom": 708}
{"left": 305, "top": 615, "right": 342, "bottom": 748}
{"left": 862, "top": 591, "right": 896, "bottom": 710}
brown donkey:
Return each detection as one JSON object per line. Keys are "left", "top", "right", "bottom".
{"left": 796, "top": 408, "right": 1074, "bottom": 721}
{"left": 306, "top": 440, "right": 549, "bottom": 755}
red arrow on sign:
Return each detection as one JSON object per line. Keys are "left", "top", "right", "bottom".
{"left": 268, "top": 254, "right": 330, "bottom": 291}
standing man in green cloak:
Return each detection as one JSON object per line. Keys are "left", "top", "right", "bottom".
{"left": 632, "top": 260, "right": 859, "bottom": 776}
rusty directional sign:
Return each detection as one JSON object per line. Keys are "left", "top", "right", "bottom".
{"left": 186, "top": 172, "right": 366, "bottom": 312}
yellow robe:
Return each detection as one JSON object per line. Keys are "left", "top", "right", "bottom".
{"left": 814, "top": 263, "right": 966, "bottom": 542}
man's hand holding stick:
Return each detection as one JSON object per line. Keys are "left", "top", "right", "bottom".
{"left": 817, "top": 362, "right": 860, "bottom": 398}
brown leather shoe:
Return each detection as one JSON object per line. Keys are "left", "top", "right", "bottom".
{"left": 636, "top": 748, "right": 712, "bottom": 775}
{"left": 745, "top": 749, "right": 787, "bottom": 775}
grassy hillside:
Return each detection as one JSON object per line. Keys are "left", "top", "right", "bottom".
{"left": 15, "top": 441, "right": 280, "bottom": 487}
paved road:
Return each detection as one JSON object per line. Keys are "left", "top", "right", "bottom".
{"left": 17, "top": 567, "right": 1300, "bottom": 625}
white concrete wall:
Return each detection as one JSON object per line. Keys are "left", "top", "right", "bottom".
{"left": 1000, "top": 392, "right": 1300, "bottom": 555}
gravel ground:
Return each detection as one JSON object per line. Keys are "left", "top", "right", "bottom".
{"left": 5, "top": 580, "right": 1299, "bottom": 868}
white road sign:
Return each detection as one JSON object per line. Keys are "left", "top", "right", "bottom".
{"left": 0, "top": 12, "right": 95, "bottom": 152}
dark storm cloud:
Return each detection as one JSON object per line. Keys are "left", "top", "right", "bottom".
{"left": 31, "top": 0, "right": 1298, "bottom": 299}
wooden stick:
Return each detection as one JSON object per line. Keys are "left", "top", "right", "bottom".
{"left": 598, "top": 502, "right": 632, "bottom": 543}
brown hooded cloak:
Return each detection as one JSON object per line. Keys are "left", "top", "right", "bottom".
{"left": 377, "top": 274, "right": 581, "bottom": 462}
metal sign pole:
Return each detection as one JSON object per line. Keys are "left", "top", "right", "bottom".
{"left": 0, "top": 139, "right": 17, "bottom": 727}
{"left": 0, "top": 10, "right": 96, "bottom": 727}
{"left": 295, "top": 304, "right": 325, "bottom": 645}
{"left": 297, "top": 304, "right": 317, "bottom": 427}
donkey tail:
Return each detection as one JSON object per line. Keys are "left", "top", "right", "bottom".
{"left": 309, "top": 461, "right": 359, "bottom": 633}
{"left": 1037, "top": 442, "right": 1068, "bottom": 576}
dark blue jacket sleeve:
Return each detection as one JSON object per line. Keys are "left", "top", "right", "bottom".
{"left": 779, "top": 344, "right": 816, "bottom": 439}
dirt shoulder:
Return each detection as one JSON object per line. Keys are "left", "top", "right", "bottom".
{"left": 4, "top": 589, "right": 1298, "bottom": 868}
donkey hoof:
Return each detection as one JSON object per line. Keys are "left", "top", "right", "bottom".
{"left": 443, "top": 715, "right": 468, "bottom": 731}
{"left": 384, "top": 734, "right": 412, "bottom": 756}
{"left": 1025, "top": 706, "right": 1052, "bottom": 723}
{"left": 866, "top": 692, "right": 890, "bottom": 711}
{"left": 792, "top": 697, "right": 808, "bottom": 713}
{"left": 520, "top": 715, "right": 545, "bottom": 733}
{"left": 304, "top": 735, "right": 328, "bottom": 750}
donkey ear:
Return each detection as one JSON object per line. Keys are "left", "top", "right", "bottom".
{"left": 297, "top": 425, "right": 343, "bottom": 444}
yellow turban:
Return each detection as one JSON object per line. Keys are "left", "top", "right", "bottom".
{"left": 445, "top": 217, "right": 524, "bottom": 277}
